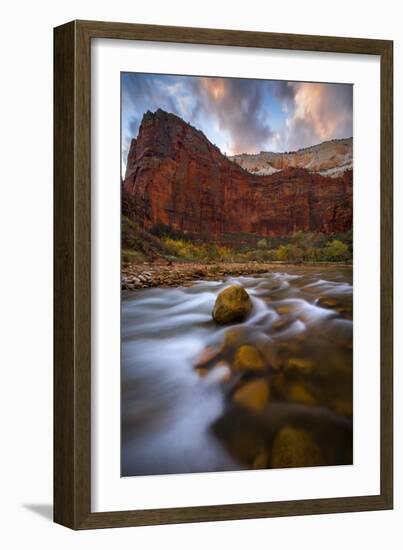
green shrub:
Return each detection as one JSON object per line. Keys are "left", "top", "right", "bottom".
{"left": 161, "top": 237, "right": 234, "bottom": 262}
{"left": 321, "top": 239, "right": 350, "bottom": 262}
{"left": 122, "top": 249, "right": 146, "bottom": 264}
{"left": 273, "top": 244, "right": 304, "bottom": 262}
{"left": 122, "top": 216, "right": 170, "bottom": 259}
{"left": 121, "top": 220, "right": 352, "bottom": 265}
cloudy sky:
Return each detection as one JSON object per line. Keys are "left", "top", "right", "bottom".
{"left": 121, "top": 73, "right": 352, "bottom": 173}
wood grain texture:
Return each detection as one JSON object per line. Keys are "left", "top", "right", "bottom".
{"left": 379, "top": 40, "right": 393, "bottom": 506}
{"left": 54, "top": 20, "right": 91, "bottom": 528}
{"left": 54, "top": 19, "right": 393, "bottom": 530}
{"left": 54, "top": 21, "right": 76, "bottom": 528}
{"left": 75, "top": 19, "right": 391, "bottom": 54}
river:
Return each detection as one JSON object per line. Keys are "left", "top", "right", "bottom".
{"left": 121, "top": 265, "right": 353, "bottom": 476}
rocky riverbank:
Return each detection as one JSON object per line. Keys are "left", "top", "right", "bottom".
{"left": 121, "top": 261, "right": 351, "bottom": 290}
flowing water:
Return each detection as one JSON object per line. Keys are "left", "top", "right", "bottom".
{"left": 122, "top": 265, "right": 353, "bottom": 476}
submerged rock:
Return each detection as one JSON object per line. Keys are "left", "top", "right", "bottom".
{"left": 220, "top": 326, "right": 259, "bottom": 357}
{"left": 275, "top": 304, "right": 298, "bottom": 315}
{"left": 286, "top": 382, "right": 317, "bottom": 407}
{"left": 212, "top": 285, "right": 252, "bottom": 324}
{"left": 252, "top": 447, "right": 270, "bottom": 469}
{"left": 233, "top": 345, "right": 266, "bottom": 372}
{"left": 221, "top": 327, "right": 246, "bottom": 354}
{"left": 317, "top": 295, "right": 353, "bottom": 319}
{"left": 232, "top": 378, "right": 270, "bottom": 412}
{"left": 271, "top": 426, "right": 323, "bottom": 468}
{"left": 194, "top": 346, "right": 221, "bottom": 369}
{"left": 195, "top": 360, "right": 232, "bottom": 381}
{"left": 195, "top": 367, "right": 209, "bottom": 377}
{"left": 329, "top": 397, "right": 353, "bottom": 418}
{"left": 211, "top": 407, "right": 265, "bottom": 466}
{"left": 271, "top": 316, "right": 295, "bottom": 331}
{"left": 317, "top": 295, "right": 339, "bottom": 309}
{"left": 286, "top": 357, "right": 315, "bottom": 375}
{"left": 212, "top": 401, "right": 352, "bottom": 470}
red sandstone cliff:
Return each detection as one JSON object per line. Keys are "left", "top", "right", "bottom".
{"left": 123, "top": 109, "right": 352, "bottom": 239}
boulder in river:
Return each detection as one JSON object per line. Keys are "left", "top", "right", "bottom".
{"left": 212, "top": 284, "right": 252, "bottom": 324}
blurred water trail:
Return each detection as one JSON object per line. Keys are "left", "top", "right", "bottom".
{"left": 122, "top": 265, "right": 352, "bottom": 476}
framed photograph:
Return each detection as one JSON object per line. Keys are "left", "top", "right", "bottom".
{"left": 54, "top": 20, "right": 393, "bottom": 529}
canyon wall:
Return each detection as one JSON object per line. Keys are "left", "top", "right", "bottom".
{"left": 123, "top": 109, "right": 352, "bottom": 239}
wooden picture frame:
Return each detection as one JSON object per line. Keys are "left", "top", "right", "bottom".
{"left": 54, "top": 19, "right": 393, "bottom": 529}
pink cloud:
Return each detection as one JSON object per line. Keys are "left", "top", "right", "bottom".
{"left": 286, "top": 82, "right": 352, "bottom": 150}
